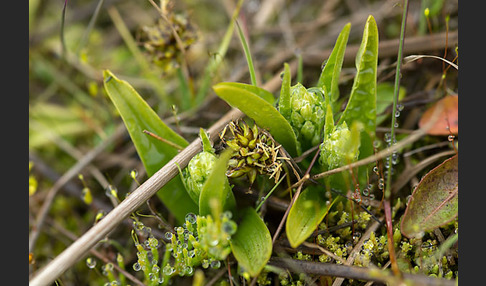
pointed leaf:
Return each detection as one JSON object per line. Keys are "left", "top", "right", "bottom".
{"left": 400, "top": 155, "right": 458, "bottom": 239}
{"left": 317, "top": 23, "right": 351, "bottom": 103}
{"left": 103, "top": 70, "right": 198, "bottom": 222}
{"left": 213, "top": 82, "right": 298, "bottom": 156}
{"left": 199, "top": 149, "right": 236, "bottom": 217}
{"left": 338, "top": 15, "right": 378, "bottom": 139}
{"left": 279, "top": 63, "right": 292, "bottom": 121}
{"left": 286, "top": 186, "right": 337, "bottom": 248}
{"left": 230, "top": 208, "right": 272, "bottom": 276}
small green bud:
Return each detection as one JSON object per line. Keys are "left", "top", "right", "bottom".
{"left": 182, "top": 152, "right": 217, "bottom": 204}
{"left": 285, "top": 83, "right": 326, "bottom": 152}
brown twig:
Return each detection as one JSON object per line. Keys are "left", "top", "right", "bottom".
{"left": 269, "top": 257, "right": 456, "bottom": 286}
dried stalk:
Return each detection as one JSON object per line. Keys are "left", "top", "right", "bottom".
{"left": 269, "top": 257, "right": 456, "bottom": 286}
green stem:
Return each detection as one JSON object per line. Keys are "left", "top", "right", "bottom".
{"left": 236, "top": 20, "right": 257, "bottom": 86}
{"left": 384, "top": 0, "right": 409, "bottom": 279}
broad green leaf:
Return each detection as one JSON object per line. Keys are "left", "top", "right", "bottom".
{"left": 286, "top": 186, "right": 337, "bottom": 248}
{"left": 338, "top": 15, "right": 378, "bottom": 139}
{"left": 400, "top": 155, "right": 458, "bottom": 239}
{"left": 198, "top": 149, "right": 236, "bottom": 217}
{"left": 317, "top": 23, "right": 351, "bottom": 103}
{"left": 278, "top": 63, "right": 292, "bottom": 121}
{"left": 103, "top": 70, "right": 198, "bottom": 222}
{"left": 213, "top": 82, "right": 298, "bottom": 156}
{"left": 230, "top": 208, "right": 272, "bottom": 276}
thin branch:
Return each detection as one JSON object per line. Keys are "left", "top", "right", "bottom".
{"left": 268, "top": 257, "right": 456, "bottom": 286}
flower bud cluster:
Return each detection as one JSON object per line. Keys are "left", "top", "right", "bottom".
{"left": 221, "top": 120, "right": 283, "bottom": 183}
{"left": 287, "top": 83, "right": 326, "bottom": 152}
{"left": 138, "top": 4, "right": 197, "bottom": 74}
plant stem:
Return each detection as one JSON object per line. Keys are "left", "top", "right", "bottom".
{"left": 385, "top": 0, "right": 409, "bottom": 200}
{"left": 383, "top": 0, "right": 409, "bottom": 278}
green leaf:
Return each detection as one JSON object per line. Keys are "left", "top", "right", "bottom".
{"left": 213, "top": 82, "right": 298, "bottom": 156}
{"left": 400, "top": 155, "right": 458, "bottom": 239}
{"left": 286, "top": 186, "right": 337, "bottom": 248}
{"left": 230, "top": 208, "right": 272, "bottom": 276}
{"left": 103, "top": 70, "right": 198, "bottom": 222}
{"left": 317, "top": 23, "right": 351, "bottom": 103}
{"left": 236, "top": 21, "right": 257, "bottom": 87}
{"left": 279, "top": 63, "right": 292, "bottom": 121}
{"left": 198, "top": 149, "right": 236, "bottom": 217}
{"left": 338, "top": 15, "right": 378, "bottom": 139}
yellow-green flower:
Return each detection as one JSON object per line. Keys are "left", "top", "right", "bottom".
{"left": 221, "top": 120, "right": 283, "bottom": 184}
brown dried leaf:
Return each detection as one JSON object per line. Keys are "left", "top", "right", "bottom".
{"left": 418, "top": 95, "right": 458, "bottom": 135}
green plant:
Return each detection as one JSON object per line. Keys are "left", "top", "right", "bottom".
{"left": 29, "top": 1, "right": 458, "bottom": 285}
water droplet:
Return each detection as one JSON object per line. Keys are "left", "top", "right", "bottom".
{"left": 279, "top": 71, "right": 285, "bottom": 80}
{"left": 392, "top": 152, "right": 400, "bottom": 165}
{"left": 185, "top": 213, "right": 197, "bottom": 224}
{"left": 395, "top": 111, "right": 400, "bottom": 117}
{"left": 373, "top": 140, "right": 381, "bottom": 149}
{"left": 345, "top": 241, "right": 353, "bottom": 249}
{"left": 188, "top": 249, "right": 195, "bottom": 258}
{"left": 149, "top": 273, "right": 157, "bottom": 281}
{"left": 158, "top": 277, "right": 165, "bottom": 284}
{"left": 185, "top": 266, "right": 194, "bottom": 275}
{"left": 165, "top": 232, "right": 173, "bottom": 240}
{"left": 394, "top": 122, "right": 399, "bottom": 128}
{"left": 222, "top": 211, "right": 233, "bottom": 219}
{"left": 148, "top": 237, "right": 159, "bottom": 249}
{"left": 384, "top": 133, "right": 391, "bottom": 143}
{"left": 133, "top": 262, "right": 141, "bottom": 271}
{"left": 105, "top": 184, "right": 118, "bottom": 198}
{"left": 202, "top": 259, "right": 210, "bottom": 269}
{"left": 352, "top": 232, "right": 362, "bottom": 242}
{"left": 405, "top": 195, "right": 412, "bottom": 205}
{"left": 321, "top": 59, "right": 328, "bottom": 70}
{"left": 163, "top": 265, "right": 174, "bottom": 276}
{"left": 373, "top": 166, "right": 379, "bottom": 174}
{"left": 152, "top": 265, "right": 160, "bottom": 274}
{"left": 210, "top": 260, "right": 221, "bottom": 269}
{"left": 448, "top": 135, "right": 455, "bottom": 141}
{"left": 222, "top": 220, "right": 237, "bottom": 235}
{"left": 378, "top": 182, "right": 384, "bottom": 190}
{"left": 86, "top": 257, "right": 97, "bottom": 269}
{"left": 362, "top": 188, "right": 370, "bottom": 196}
{"left": 397, "top": 103, "right": 404, "bottom": 111}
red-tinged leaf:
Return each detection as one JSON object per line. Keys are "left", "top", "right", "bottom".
{"left": 418, "top": 95, "right": 458, "bottom": 135}
{"left": 400, "top": 154, "right": 458, "bottom": 239}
